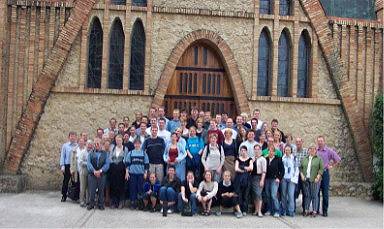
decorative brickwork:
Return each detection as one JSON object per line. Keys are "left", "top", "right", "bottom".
{"left": 299, "top": 0, "right": 383, "bottom": 181}
{"left": 4, "top": 0, "right": 97, "bottom": 174}
{"left": 150, "top": 29, "right": 251, "bottom": 115}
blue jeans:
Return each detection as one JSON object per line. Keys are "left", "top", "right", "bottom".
{"left": 281, "top": 179, "right": 296, "bottom": 216}
{"left": 317, "top": 169, "right": 329, "bottom": 213}
{"left": 159, "top": 186, "right": 177, "bottom": 202}
{"left": 265, "top": 179, "right": 280, "bottom": 215}
{"left": 177, "top": 193, "right": 198, "bottom": 214}
{"left": 129, "top": 173, "right": 144, "bottom": 203}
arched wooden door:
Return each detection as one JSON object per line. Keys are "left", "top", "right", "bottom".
{"left": 164, "top": 43, "right": 237, "bottom": 118}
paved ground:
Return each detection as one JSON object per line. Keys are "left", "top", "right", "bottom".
{"left": 0, "top": 192, "right": 382, "bottom": 228}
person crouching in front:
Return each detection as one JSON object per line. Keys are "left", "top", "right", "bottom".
{"left": 87, "top": 138, "right": 111, "bottom": 210}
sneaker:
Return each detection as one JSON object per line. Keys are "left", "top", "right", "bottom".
{"left": 87, "top": 205, "right": 94, "bottom": 210}
{"left": 167, "top": 208, "right": 173, "bottom": 214}
{"left": 235, "top": 212, "right": 243, "bottom": 218}
{"left": 150, "top": 207, "right": 156, "bottom": 213}
{"left": 160, "top": 208, "right": 164, "bottom": 213}
{"left": 215, "top": 211, "right": 222, "bottom": 216}
{"left": 257, "top": 212, "right": 263, "bottom": 218}
{"left": 273, "top": 213, "right": 280, "bottom": 218}
{"left": 243, "top": 212, "right": 247, "bottom": 217}
{"left": 61, "top": 196, "right": 67, "bottom": 202}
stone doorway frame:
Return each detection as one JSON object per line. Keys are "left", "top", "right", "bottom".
{"left": 151, "top": 29, "right": 250, "bottom": 115}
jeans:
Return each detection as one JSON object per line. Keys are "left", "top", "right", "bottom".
{"left": 159, "top": 186, "right": 177, "bottom": 202}
{"left": 281, "top": 179, "right": 296, "bottom": 216}
{"left": 303, "top": 179, "right": 320, "bottom": 212}
{"left": 129, "top": 173, "right": 144, "bottom": 203}
{"left": 265, "top": 178, "right": 280, "bottom": 215}
{"left": 88, "top": 173, "right": 107, "bottom": 208}
{"left": 317, "top": 169, "right": 329, "bottom": 213}
{"left": 177, "top": 193, "right": 198, "bottom": 214}
{"left": 61, "top": 165, "right": 71, "bottom": 198}
{"left": 186, "top": 155, "right": 202, "bottom": 182}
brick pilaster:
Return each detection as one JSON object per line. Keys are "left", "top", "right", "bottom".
{"left": 251, "top": 0, "right": 260, "bottom": 99}
{"left": 271, "top": 0, "right": 280, "bottom": 96}
{"left": 144, "top": 0, "right": 153, "bottom": 94}
{"left": 101, "top": 0, "right": 110, "bottom": 89}
{"left": 122, "top": 0, "right": 132, "bottom": 90}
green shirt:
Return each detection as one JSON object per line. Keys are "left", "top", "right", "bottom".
{"left": 300, "top": 155, "right": 324, "bottom": 182}
{"left": 262, "top": 148, "right": 283, "bottom": 158}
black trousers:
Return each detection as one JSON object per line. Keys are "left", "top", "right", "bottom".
{"left": 61, "top": 165, "right": 71, "bottom": 197}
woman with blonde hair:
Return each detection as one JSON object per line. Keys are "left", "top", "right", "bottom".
{"left": 222, "top": 128, "right": 237, "bottom": 180}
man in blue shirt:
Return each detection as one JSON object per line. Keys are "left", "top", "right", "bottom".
{"left": 59, "top": 131, "right": 78, "bottom": 202}
{"left": 87, "top": 138, "right": 111, "bottom": 210}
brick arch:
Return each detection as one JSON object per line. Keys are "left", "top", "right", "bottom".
{"left": 151, "top": 29, "right": 250, "bottom": 115}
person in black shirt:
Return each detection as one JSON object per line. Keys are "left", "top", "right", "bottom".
{"left": 142, "top": 126, "right": 166, "bottom": 182}
{"left": 123, "top": 132, "right": 134, "bottom": 152}
{"left": 159, "top": 166, "right": 181, "bottom": 216}
{"left": 234, "top": 146, "right": 253, "bottom": 215}
{"left": 265, "top": 149, "right": 284, "bottom": 217}
{"left": 216, "top": 171, "right": 243, "bottom": 218}
{"left": 177, "top": 171, "right": 198, "bottom": 215}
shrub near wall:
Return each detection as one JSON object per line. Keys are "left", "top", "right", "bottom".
{"left": 371, "top": 95, "right": 383, "bottom": 201}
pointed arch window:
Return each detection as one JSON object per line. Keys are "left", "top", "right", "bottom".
{"left": 297, "top": 31, "right": 311, "bottom": 98}
{"left": 277, "top": 30, "right": 291, "bottom": 97}
{"left": 108, "top": 18, "right": 125, "bottom": 89}
{"left": 257, "top": 28, "right": 272, "bottom": 96}
{"left": 87, "top": 17, "right": 103, "bottom": 88}
{"left": 129, "top": 19, "right": 146, "bottom": 90}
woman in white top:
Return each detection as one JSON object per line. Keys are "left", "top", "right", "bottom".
{"left": 201, "top": 133, "right": 225, "bottom": 182}
{"left": 196, "top": 171, "right": 218, "bottom": 216}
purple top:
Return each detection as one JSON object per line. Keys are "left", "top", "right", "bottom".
{"left": 317, "top": 146, "right": 341, "bottom": 169}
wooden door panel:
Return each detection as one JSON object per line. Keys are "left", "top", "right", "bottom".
{"left": 165, "top": 43, "right": 236, "bottom": 118}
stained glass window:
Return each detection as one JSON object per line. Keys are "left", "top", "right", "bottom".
{"left": 297, "top": 30, "right": 311, "bottom": 97}
{"left": 277, "top": 30, "right": 291, "bottom": 97}
{"left": 129, "top": 19, "right": 146, "bottom": 90}
{"left": 108, "top": 18, "right": 125, "bottom": 89}
{"left": 87, "top": 17, "right": 103, "bottom": 88}
{"left": 257, "top": 28, "right": 272, "bottom": 96}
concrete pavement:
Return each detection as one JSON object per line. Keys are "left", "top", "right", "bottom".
{"left": 0, "top": 192, "right": 382, "bottom": 228}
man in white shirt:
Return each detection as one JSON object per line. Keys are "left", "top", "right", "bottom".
{"left": 222, "top": 118, "right": 237, "bottom": 139}
{"left": 247, "top": 109, "right": 263, "bottom": 130}
{"left": 157, "top": 118, "right": 171, "bottom": 144}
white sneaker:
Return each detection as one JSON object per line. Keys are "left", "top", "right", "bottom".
{"left": 273, "top": 213, "right": 280, "bottom": 218}
{"left": 160, "top": 208, "right": 163, "bottom": 213}
{"left": 167, "top": 209, "right": 173, "bottom": 214}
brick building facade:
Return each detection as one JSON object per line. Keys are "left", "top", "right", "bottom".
{"left": 0, "top": 0, "right": 382, "bottom": 193}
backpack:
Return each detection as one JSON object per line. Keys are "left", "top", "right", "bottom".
{"left": 204, "top": 144, "right": 223, "bottom": 163}
{"left": 181, "top": 201, "right": 193, "bottom": 216}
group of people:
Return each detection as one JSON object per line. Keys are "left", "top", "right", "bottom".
{"left": 59, "top": 107, "right": 341, "bottom": 218}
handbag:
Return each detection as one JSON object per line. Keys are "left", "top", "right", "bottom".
{"left": 181, "top": 201, "right": 193, "bottom": 216}
{"left": 67, "top": 177, "right": 79, "bottom": 201}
